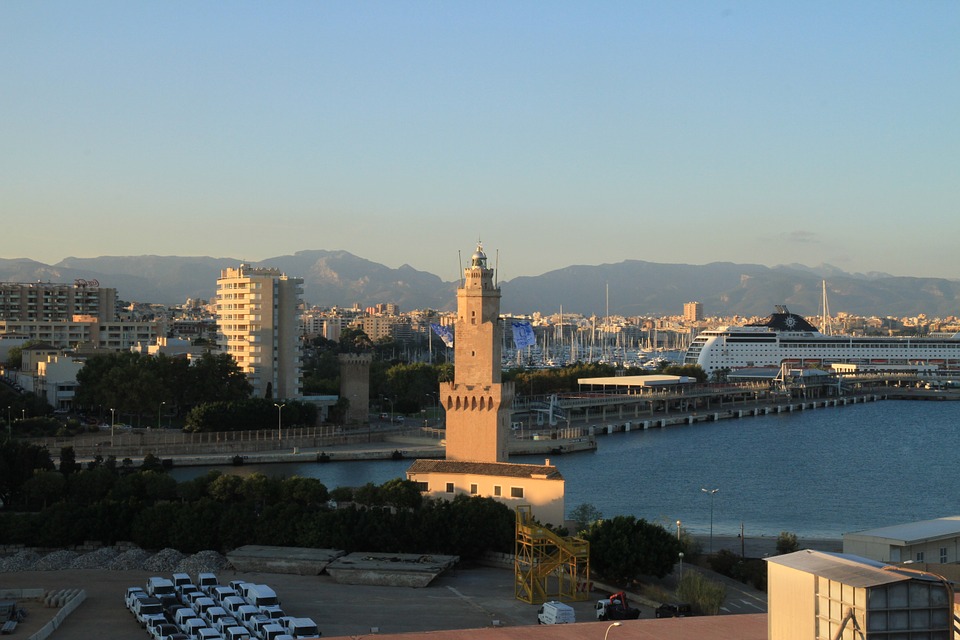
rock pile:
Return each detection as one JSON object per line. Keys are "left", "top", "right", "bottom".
{"left": 0, "top": 547, "right": 231, "bottom": 573}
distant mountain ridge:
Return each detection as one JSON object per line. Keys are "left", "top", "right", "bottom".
{"left": 1, "top": 252, "right": 958, "bottom": 318}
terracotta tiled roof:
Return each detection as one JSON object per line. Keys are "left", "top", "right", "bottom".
{"left": 407, "top": 459, "right": 564, "bottom": 481}
{"left": 323, "top": 615, "right": 768, "bottom": 640}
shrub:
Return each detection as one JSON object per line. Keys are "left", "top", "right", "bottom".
{"left": 677, "top": 571, "right": 727, "bottom": 615}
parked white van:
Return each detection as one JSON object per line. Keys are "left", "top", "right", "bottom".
{"left": 537, "top": 601, "right": 576, "bottom": 624}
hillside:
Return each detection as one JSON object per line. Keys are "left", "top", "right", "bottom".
{"left": 1, "top": 253, "right": 958, "bottom": 318}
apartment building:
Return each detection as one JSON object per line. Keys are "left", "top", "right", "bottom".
{"left": 0, "top": 281, "right": 116, "bottom": 322}
{"left": 683, "top": 301, "right": 704, "bottom": 322}
{"left": 0, "top": 319, "right": 160, "bottom": 351}
{"left": 216, "top": 265, "right": 304, "bottom": 399}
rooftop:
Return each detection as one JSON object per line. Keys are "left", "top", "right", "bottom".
{"left": 844, "top": 516, "right": 960, "bottom": 544}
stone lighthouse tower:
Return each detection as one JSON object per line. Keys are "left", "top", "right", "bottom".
{"left": 442, "top": 243, "right": 515, "bottom": 462}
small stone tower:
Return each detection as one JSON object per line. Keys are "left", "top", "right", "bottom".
{"left": 338, "top": 353, "right": 373, "bottom": 425}
{"left": 441, "top": 243, "right": 515, "bottom": 462}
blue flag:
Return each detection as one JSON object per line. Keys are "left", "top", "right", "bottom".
{"left": 512, "top": 321, "right": 536, "bottom": 349}
{"left": 431, "top": 323, "right": 454, "bottom": 348}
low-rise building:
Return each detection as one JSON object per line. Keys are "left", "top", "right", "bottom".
{"left": 767, "top": 549, "right": 953, "bottom": 639}
{"left": 844, "top": 516, "right": 960, "bottom": 564}
{"left": 406, "top": 459, "right": 565, "bottom": 526}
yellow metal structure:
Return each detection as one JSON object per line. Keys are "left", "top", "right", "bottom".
{"left": 514, "top": 505, "right": 590, "bottom": 604}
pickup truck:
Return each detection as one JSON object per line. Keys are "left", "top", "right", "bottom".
{"left": 133, "top": 596, "right": 166, "bottom": 629}
{"left": 149, "top": 622, "right": 180, "bottom": 640}
{"left": 223, "top": 627, "right": 251, "bottom": 640}
{"left": 125, "top": 587, "right": 146, "bottom": 611}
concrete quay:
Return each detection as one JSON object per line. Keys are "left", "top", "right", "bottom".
{"left": 63, "top": 391, "right": 892, "bottom": 469}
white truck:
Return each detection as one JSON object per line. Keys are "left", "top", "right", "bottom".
{"left": 146, "top": 576, "right": 176, "bottom": 599}
{"left": 537, "top": 601, "right": 576, "bottom": 624}
{"left": 197, "top": 572, "right": 219, "bottom": 594}
{"left": 283, "top": 617, "right": 319, "bottom": 639}
{"left": 245, "top": 584, "right": 283, "bottom": 618}
{"left": 223, "top": 626, "right": 251, "bottom": 640}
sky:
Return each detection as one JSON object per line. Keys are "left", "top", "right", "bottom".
{"left": 2, "top": 1, "right": 958, "bottom": 282}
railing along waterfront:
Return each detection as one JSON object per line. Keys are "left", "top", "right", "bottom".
{"left": 32, "top": 424, "right": 416, "bottom": 460}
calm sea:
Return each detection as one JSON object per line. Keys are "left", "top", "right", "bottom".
{"left": 170, "top": 400, "right": 960, "bottom": 540}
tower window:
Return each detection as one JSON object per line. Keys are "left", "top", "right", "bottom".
{"left": 470, "top": 484, "right": 478, "bottom": 495}
{"left": 510, "top": 487, "right": 524, "bottom": 498}
{"left": 445, "top": 482, "right": 454, "bottom": 494}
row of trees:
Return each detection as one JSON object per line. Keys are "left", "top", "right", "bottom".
{"left": 0, "top": 439, "right": 515, "bottom": 560}
{"left": 183, "top": 398, "right": 317, "bottom": 432}
{"left": 75, "top": 351, "right": 252, "bottom": 426}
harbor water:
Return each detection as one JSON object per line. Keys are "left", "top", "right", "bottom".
{"left": 170, "top": 400, "right": 960, "bottom": 540}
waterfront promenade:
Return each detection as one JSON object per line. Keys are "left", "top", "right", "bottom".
{"left": 37, "top": 388, "right": 906, "bottom": 468}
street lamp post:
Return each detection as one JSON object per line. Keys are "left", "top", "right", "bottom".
{"left": 6, "top": 406, "right": 10, "bottom": 435}
{"left": 382, "top": 396, "right": 394, "bottom": 423}
{"left": 678, "top": 551, "right": 684, "bottom": 580}
{"left": 424, "top": 393, "right": 437, "bottom": 426}
{"left": 110, "top": 408, "right": 116, "bottom": 447}
{"left": 274, "top": 403, "right": 285, "bottom": 442}
{"left": 157, "top": 401, "right": 165, "bottom": 429}
{"left": 676, "top": 519, "right": 681, "bottom": 541}
{"left": 604, "top": 621, "right": 621, "bottom": 640}
{"left": 701, "top": 487, "right": 719, "bottom": 554}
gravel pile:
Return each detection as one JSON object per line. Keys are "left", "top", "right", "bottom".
{"left": 0, "top": 550, "right": 40, "bottom": 572}
{"left": 0, "top": 546, "right": 232, "bottom": 573}
{"left": 70, "top": 546, "right": 120, "bottom": 569}
{"left": 174, "top": 550, "right": 230, "bottom": 574}
{"left": 107, "top": 548, "right": 153, "bottom": 571}
{"left": 33, "top": 550, "right": 79, "bottom": 571}
{"left": 143, "top": 548, "right": 186, "bottom": 572}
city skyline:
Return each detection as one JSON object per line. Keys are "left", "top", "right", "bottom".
{"left": 3, "top": 2, "right": 958, "bottom": 280}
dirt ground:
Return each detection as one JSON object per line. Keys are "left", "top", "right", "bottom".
{"left": 1, "top": 565, "right": 619, "bottom": 639}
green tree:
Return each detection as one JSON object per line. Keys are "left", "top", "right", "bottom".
{"left": 339, "top": 327, "right": 374, "bottom": 353}
{"left": 58, "top": 446, "right": 79, "bottom": 475}
{"left": 0, "top": 440, "right": 55, "bottom": 507}
{"left": 280, "top": 476, "right": 329, "bottom": 508}
{"left": 661, "top": 364, "right": 707, "bottom": 382}
{"left": 21, "top": 471, "right": 67, "bottom": 509}
{"left": 568, "top": 502, "right": 603, "bottom": 533}
{"left": 379, "top": 478, "right": 422, "bottom": 510}
{"left": 67, "top": 467, "right": 118, "bottom": 506}
{"left": 586, "top": 515, "right": 681, "bottom": 583}
{"left": 384, "top": 363, "right": 439, "bottom": 413}
{"left": 776, "top": 531, "right": 800, "bottom": 554}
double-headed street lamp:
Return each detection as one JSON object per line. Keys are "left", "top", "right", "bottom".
{"left": 274, "top": 403, "right": 285, "bottom": 442}
{"left": 701, "top": 487, "right": 719, "bottom": 554}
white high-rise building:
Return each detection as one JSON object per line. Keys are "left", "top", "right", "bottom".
{"left": 216, "top": 265, "right": 304, "bottom": 399}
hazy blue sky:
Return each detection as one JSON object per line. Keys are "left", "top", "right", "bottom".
{"left": 3, "top": 2, "right": 958, "bottom": 281}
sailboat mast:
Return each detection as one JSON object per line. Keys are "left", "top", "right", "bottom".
{"left": 821, "top": 280, "right": 833, "bottom": 336}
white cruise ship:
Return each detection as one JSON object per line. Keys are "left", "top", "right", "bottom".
{"left": 684, "top": 306, "right": 960, "bottom": 374}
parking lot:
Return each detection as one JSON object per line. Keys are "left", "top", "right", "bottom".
{"left": 2, "top": 564, "right": 625, "bottom": 639}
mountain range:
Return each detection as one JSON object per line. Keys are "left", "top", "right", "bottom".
{"left": 1, "top": 251, "right": 958, "bottom": 318}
